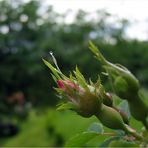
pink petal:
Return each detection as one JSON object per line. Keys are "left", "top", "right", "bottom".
{"left": 57, "top": 80, "right": 66, "bottom": 91}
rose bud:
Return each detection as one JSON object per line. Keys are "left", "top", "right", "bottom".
{"left": 89, "top": 41, "right": 148, "bottom": 127}
{"left": 89, "top": 41, "right": 139, "bottom": 98}
{"left": 43, "top": 57, "right": 144, "bottom": 138}
{"left": 96, "top": 104, "right": 126, "bottom": 130}
{"left": 56, "top": 75, "right": 130, "bottom": 132}
{"left": 102, "top": 92, "right": 129, "bottom": 124}
{"left": 43, "top": 58, "right": 105, "bottom": 117}
{"left": 96, "top": 104, "right": 142, "bottom": 140}
{"left": 56, "top": 79, "right": 103, "bottom": 117}
{"left": 113, "top": 107, "right": 129, "bottom": 125}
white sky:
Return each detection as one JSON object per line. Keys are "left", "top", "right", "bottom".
{"left": 43, "top": 0, "right": 147, "bottom": 20}
{"left": 41, "top": 0, "right": 148, "bottom": 41}
{"left": 18, "top": 0, "right": 148, "bottom": 40}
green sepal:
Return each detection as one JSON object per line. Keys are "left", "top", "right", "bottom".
{"left": 43, "top": 58, "right": 69, "bottom": 80}
{"left": 69, "top": 72, "right": 76, "bottom": 82}
{"left": 56, "top": 102, "right": 77, "bottom": 111}
{"left": 51, "top": 73, "right": 58, "bottom": 83}
{"left": 88, "top": 42, "right": 140, "bottom": 94}
{"left": 74, "top": 66, "right": 88, "bottom": 90}
{"left": 89, "top": 41, "right": 108, "bottom": 65}
{"left": 53, "top": 87, "right": 64, "bottom": 93}
{"left": 43, "top": 58, "right": 61, "bottom": 80}
{"left": 89, "top": 78, "right": 95, "bottom": 86}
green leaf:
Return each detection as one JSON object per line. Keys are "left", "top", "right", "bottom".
{"left": 113, "top": 129, "right": 125, "bottom": 136}
{"left": 118, "top": 100, "right": 131, "bottom": 120}
{"left": 95, "top": 75, "right": 101, "bottom": 87}
{"left": 89, "top": 40, "right": 99, "bottom": 55}
{"left": 74, "top": 66, "right": 88, "bottom": 89}
{"left": 54, "top": 87, "right": 64, "bottom": 95}
{"left": 76, "top": 66, "right": 86, "bottom": 82}
{"left": 109, "top": 139, "right": 139, "bottom": 147}
{"left": 89, "top": 41, "right": 107, "bottom": 65}
{"left": 43, "top": 58, "right": 68, "bottom": 80}
{"left": 51, "top": 73, "right": 58, "bottom": 83}
{"left": 69, "top": 72, "right": 76, "bottom": 82}
{"left": 65, "top": 132, "right": 98, "bottom": 147}
{"left": 99, "top": 136, "right": 120, "bottom": 147}
{"left": 42, "top": 58, "right": 61, "bottom": 80}
{"left": 56, "top": 102, "right": 76, "bottom": 111}
{"left": 89, "top": 78, "right": 95, "bottom": 86}
{"left": 87, "top": 122, "right": 104, "bottom": 134}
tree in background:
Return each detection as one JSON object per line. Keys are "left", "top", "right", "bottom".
{"left": 0, "top": 0, "right": 148, "bottom": 120}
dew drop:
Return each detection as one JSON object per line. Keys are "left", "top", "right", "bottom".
{"left": 49, "top": 51, "right": 61, "bottom": 72}
{"left": 49, "top": 51, "right": 53, "bottom": 55}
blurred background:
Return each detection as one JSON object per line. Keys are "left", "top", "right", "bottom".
{"left": 0, "top": 0, "right": 148, "bottom": 146}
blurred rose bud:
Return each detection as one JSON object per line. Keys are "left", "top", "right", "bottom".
{"left": 89, "top": 41, "right": 139, "bottom": 99}
{"left": 89, "top": 41, "right": 148, "bottom": 124}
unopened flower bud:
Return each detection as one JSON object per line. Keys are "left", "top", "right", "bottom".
{"left": 114, "top": 107, "right": 129, "bottom": 125}
{"left": 89, "top": 41, "right": 140, "bottom": 99}
{"left": 77, "top": 87, "right": 102, "bottom": 117}
{"left": 57, "top": 80, "right": 78, "bottom": 92}
{"left": 43, "top": 57, "right": 106, "bottom": 118}
{"left": 57, "top": 79, "right": 103, "bottom": 117}
{"left": 128, "top": 94, "right": 148, "bottom": 123}
{"left": 95, "top": 104, "right": 126, "bottom": 130}
{"left": 101, "top": 92, "right": 129, "bottom": 124}
{"left": 89, "top": 42, "right": 148, "bottom": 125}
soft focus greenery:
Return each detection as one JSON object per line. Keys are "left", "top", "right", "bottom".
{"left": 1, "top": 0, "right": 148, "bottom": 108}
{"left": 0, "top": 107, "right": 145, "bottom": 147}
{"left": 0, "top": 0, "right": 148, "bottom": 146}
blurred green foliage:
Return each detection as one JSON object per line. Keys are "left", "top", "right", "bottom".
{"left": 0, "top": 0, "right": 148, "bottom": 117}
{"left": 0, "top": 109, "right": 97, "bottom": 147}
{"left": 0, "top": 0, "right": 148, "bottom": 146}
{"left": 0, "top": 108, "right": 145, "bottom": 147}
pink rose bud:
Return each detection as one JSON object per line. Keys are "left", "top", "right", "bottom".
{"left": 57, "top": 80, "right": 66, "bottom": 91}
{"left": 57, "top": 79, "right": 103, "bottom": 117}
{"left": 57, "top": 80, "right": 77, "bottom": 91}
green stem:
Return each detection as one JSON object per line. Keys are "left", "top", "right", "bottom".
{"left": 124, "top": 124, "right": 143, "bottom": 141}
{"left": 102, "top": 132, "right": 117, "bottom": 136}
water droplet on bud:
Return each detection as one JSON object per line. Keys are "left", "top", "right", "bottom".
{"left": 49, "top": 51, "right": 53, "bottom": 55}
{"left": 49, "top": 50, "right": 61, "bottom": 72}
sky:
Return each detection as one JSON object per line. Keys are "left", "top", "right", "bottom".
{"left": 43, "top": 0, "right": 148, "bottom": 41}
{"left": 25, "top": 0, "right": 148, "bottom": 41}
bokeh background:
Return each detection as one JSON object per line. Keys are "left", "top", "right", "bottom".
{"left": 0, "top": 0, "right": 148, "bottom": 146}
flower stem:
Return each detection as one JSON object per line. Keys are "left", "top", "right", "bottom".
{"left": 124, "top": 124, "right": 143, "bottom": 141}
{"left": 102, "top": 133, "right": 117, "bottom": 136}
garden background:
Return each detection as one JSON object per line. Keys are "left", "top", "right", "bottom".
{"left": 0, "top": 0, "right": 148, "bottom": 146}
